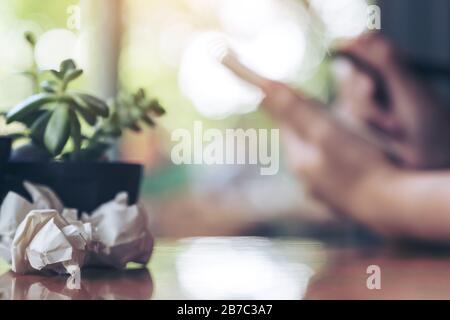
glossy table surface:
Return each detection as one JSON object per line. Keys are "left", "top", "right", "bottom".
{"left": 1, "top": 237, "right": 450, "bottom": 300}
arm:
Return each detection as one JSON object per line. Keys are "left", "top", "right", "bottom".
{"left": 261, "top": 77, "right": 450, "bottom": 242}
{"left": 353, "top": 168, "right": 450, "bottom": 241}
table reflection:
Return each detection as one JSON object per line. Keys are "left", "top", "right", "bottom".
{"left": 3, "top": 238, "right": 450, "bottom": 300}
{"left": 0, "top": 268, "right": 153, "bottom": 300}
{"left": 150, "top": 237, "right": 326, "bottom": 299}
{"left": 175, "top": 238, "right": 315, "bottom": 299}
{"left": 306, "top": 248, "right": 450, "bottom": 300}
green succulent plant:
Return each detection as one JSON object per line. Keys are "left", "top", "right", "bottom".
{"left": 5, "top": 32, "right": 165, "bottom": 161}
{"left": 68, "top": 88, "right": 166, "bottom": 161}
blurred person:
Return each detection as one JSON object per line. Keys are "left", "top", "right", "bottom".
{"left": 261, "top": 33, "right": 450, "bottom": 242}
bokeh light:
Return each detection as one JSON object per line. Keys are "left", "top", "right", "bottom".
{"left": 235, "top": 20, "right": 307, "bottom": 81}
{"left": 176, "top": 238, "right": 315, "bottom": 299}
{"left": 34, "top": 28, "right": 79, "bottom": 70}
{"left": 311, "top": 0, "right": 368, "bottom": 39}
{"left": 178, "top": 0, "right": 310, "bottom": 119}
{"left": 158, "top": 22, "right": 195, "bottom": 67}
{"left": 218, "top": 0, "right": 276, "bottom": 38}
{"left": 178, "top": 32, "right": 264, "bottom": 119}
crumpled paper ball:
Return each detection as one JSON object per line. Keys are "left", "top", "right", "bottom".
{"left": 0, "top": 182, "right": 64, "bottom": 260}
{"left": 0, "top": 182, "right": 154, "bottom": 290}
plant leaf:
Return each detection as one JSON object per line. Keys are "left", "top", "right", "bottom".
{"left": 78, "top": 93, "right": 109, "bottom": 117}
{"left": 69, "top": 107, "right": 82, "bottom": 152}
{"left": 60, "top": 59, "right": 76, "bottom": 75}
{"left": 67, "top": 93, "right": 88, "bottom": 108}
{"left": 29, "top": 110, "right": 52, "bottom": 145}
{"left": 134, "top": 88, "right": 146, "bottom": 104}
{"left": 127, "top": 122, "right": 142, "bottom": 132}
{"left": 14, "top": 109, "right": 46, "bottom": 127}
{"left": 44, "top": 104, "right": 71, "bottom": 155}
{"left": 64, "top": 69, "right": 83, "bottom": 84}
{"left": 148, "top": 100, "right": 166, "bottom": 116}
{"left": 142, "top": 114, "right": 155, "bottom": 127}
{"left": 6, "top": 93, "right": 56, "bottom": 124}
{"left": 50, "top": 69, "right": 64, "bottom": 80}
{"left": 72, "top": 103, "right": 97, "bottom": 126}
{"left": 40, "top": 80, "right": 58, "bottom": 93}
{"left": 20, "top": 71, "right": 37, "bottom": 78}
{"left": 68, "top": 93, "right": 103, "bottom": 117}
{"left": 24, "top": 31, "right": 36, "bottom": 47}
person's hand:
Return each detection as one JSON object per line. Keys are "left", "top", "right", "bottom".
{"left": 261, "top": 79, "right": 395, "bottom": 230}
{"left": 259, "top": 35, "right": 450, "bottom": 239}
{"left": 333, "top": 33, "right": 450, "bottom": 169}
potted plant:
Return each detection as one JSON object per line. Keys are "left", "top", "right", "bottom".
{"left": 1, "top": 32, "right": 165, "bottom": 212}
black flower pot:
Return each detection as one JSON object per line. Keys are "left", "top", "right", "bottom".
{"left": 0, "top": 137, "right": 12, "bottom": 164}
{"left": 4, "top": 162, "right": 143, "bottom": 213}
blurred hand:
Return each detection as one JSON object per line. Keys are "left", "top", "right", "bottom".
{"left": 260, "top": 34, "right": 450, "bottom": 238}
{"left": 333, "top": 33, "right": 450, "bottom": 169}
{"left": 261, "top": 77, "right": 392, "bottom": 223}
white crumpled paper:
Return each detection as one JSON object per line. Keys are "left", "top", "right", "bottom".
{"left": 0, "top": 182, "right": 154, "bottom": 290}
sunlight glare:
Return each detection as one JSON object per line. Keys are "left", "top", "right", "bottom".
{"left": 178, "top": 32, "right": 263, "bottom": 119}
{"left": 34, "top": 28, "right": 78, "bottom": 70}
{"left": 311, "top": 0, "right": 368, "bottom": 39}
{"left": 176, "top": 238, "right": 315, "bottom": 300}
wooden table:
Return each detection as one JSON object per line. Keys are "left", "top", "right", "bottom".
{"left": 1, "top": 237, "right": 450, "bottom": 300}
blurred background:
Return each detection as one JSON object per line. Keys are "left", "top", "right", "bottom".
{"left": 0, "top": 0, "right": 447, "bottom": 239}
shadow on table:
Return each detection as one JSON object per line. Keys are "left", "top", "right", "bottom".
{"left": 0, "top": 268, "right": 153, "bottom": 300}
